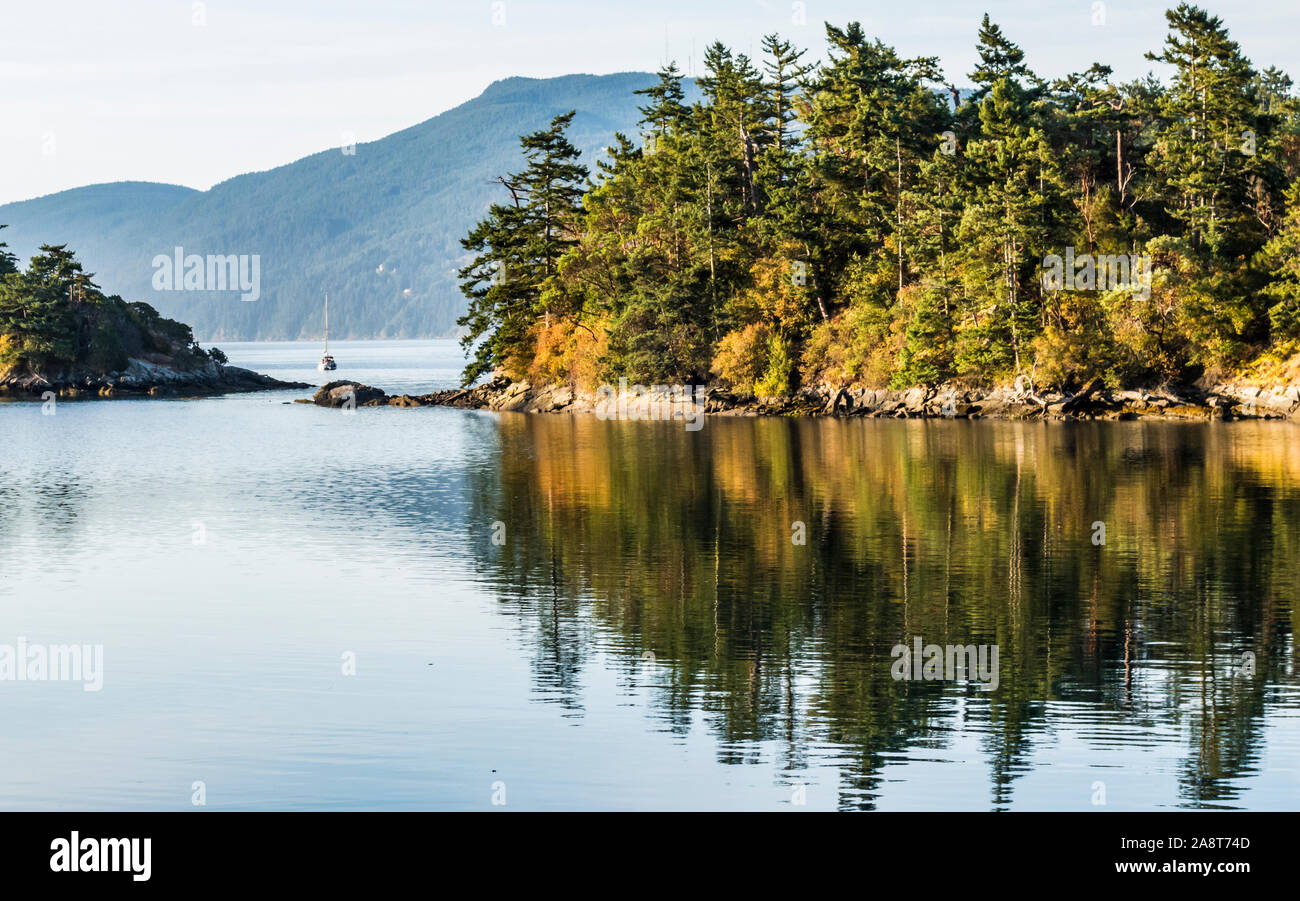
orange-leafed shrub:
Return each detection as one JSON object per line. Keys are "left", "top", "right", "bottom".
{"left": 529, "top": 317, "right": 608, "bottom": 389}
{"left": 712, "top": 321, "right": 773, "bottom": 393}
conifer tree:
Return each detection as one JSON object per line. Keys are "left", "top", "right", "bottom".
{"left": 0, "top": 225, "right": 17, "bottom": 277}
{"left": 456, "top": 112, "right": 588, "bottom": 384}
{"left": 1146, "top": 3, "right": 1263, "bottom": 254}
{"left": 635, "top": 63, "right": 690, "bottom": 137}
{"left": 451, "top": 10, "right": 1300, "bottom": 394}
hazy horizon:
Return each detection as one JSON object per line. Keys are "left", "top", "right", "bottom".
{"left": 5, "top": 0, "right": 1300, "bottom": 206}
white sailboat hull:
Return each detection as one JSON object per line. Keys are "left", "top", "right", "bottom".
{"left": 319, "top": 293, "right": 337, "bottom": 370}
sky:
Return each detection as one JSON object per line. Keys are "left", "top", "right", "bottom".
{"left": 3, "top": 0, "right": 1299, "bottom": 205}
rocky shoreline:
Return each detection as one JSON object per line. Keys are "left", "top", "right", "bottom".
{"left": 0, "top": 357, "right": 311, "bottom": 399}
{"left": 301, "top": 375, "right": 1300, "bottom": 422}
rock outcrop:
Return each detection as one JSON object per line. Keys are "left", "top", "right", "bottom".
{"left": 296, "top": 373, "right": 1300, "bottom": 422}
{"left": 308, "top": 380, "right": 389, "bottom": 407}
{"left": 0, "top": 358, "right": 311, "bottom": 399}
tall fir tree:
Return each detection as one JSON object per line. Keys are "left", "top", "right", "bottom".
{"left": 456, "top": 112, "right": 589, "bottom": 384}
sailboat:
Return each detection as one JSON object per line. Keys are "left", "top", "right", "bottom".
{"left": 318, "top": 293, "right": 337, "bottom": 371}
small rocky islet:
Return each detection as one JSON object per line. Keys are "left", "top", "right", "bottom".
{"left": 0, "top": 245, "right": 310, "bottom": 401}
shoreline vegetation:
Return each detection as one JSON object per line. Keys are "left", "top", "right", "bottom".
{"left": 450, "top": 7, "right": 1300, "bottom": 421}
{"left": 0, "top": 240, "right": 308, "bottom": 399}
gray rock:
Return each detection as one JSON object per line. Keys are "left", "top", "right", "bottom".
{"left": 312, "top": 381, "right": 387, "bottom": 407}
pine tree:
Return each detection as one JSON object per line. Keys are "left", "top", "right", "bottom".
{"left": 0, "top": 244, "right": 86, "bottom": 374}
{"left": 697, "top": 42, "right": 771, "bottom": 216}
{"left": 969, "top": 14, "right": 1034, "bottom": 99}
{"left": 805, "top": 24, "right": 949, "bottom": 302}
{"left": 456, "top": 112, "right": 589, "bottom": 384}
{"left": 1261, "top": 181, "right": 1300, "bottom": 344}
{"left": 1146, "top": 3, "right": 1263, "bottom": 255}
{"left": 956, "top": 75, "right": 1064, "bottom": 380}
{"left": 0, "top": 225, "right": 17, "bottom": 277}
{"left": 760, "top": 34, "right": 812, "bottom": 164}
{"left": 635, "top": 64, "right": 690, "bottom": 138}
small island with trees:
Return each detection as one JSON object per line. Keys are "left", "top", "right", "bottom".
{"left": 0, "top": 233, "right": 306, "bottom": 399}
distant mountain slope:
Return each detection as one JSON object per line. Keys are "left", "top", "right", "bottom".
{"left": 0, "top": 182, "right": 199, "bottom": 283}
{"left": 0, "top": 73, "right": 679, "bottom": 340}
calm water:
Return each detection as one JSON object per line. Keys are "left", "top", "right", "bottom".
{"left": 1, "top": 339, "right": 1298, "bottom": 810}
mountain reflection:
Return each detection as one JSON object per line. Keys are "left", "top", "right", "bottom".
{"left": 467, "top": 414, "right": 1299, "bottom": 810}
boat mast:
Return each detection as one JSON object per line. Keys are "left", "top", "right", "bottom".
{"left": 324, "top": 293, "right": 329, "bottom": 355}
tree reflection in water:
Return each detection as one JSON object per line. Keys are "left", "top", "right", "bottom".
{"left": 467, "top": 414, "right": 1298, "bottom": 810}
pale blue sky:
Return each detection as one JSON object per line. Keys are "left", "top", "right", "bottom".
{"left": 2, "top": 0, "right": 1297, "bottom": 205}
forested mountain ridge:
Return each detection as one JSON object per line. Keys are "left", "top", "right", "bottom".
{"left": 0, "top": 73, "right": 681, "bottom": 341}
